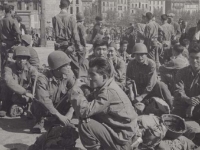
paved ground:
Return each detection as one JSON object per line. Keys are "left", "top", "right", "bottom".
{"left": 0, "top": 41, "right": 87, "bottom": 150}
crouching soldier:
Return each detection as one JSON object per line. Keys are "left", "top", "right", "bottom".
{"left": 30, "top": 51, "right": 75, "bottom": 133}
{"left": 69, "top": 57, "right": 138, "bottom": 150}
{"left": 127, "top": 43, "right": 174, "bottom": 112}
{"left": 0, "top": 46, "right": 37, "bottom": 117}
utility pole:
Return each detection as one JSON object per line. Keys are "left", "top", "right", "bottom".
{"left": 40, "top": 0, "right": 46, "bottom": 47}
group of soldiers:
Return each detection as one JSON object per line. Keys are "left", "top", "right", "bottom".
{"left": 1, "top": 0, "right": 200, "bottom": 150}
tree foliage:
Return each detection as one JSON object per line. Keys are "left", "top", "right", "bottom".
{"left": 104, "top": 9, "right": 118, "bottom": 25}
{"left": 83, "top": 7, "right": 97, "bottom": 25}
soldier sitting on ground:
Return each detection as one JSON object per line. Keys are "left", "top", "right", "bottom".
{"left": 0, "top": 46, "right": 37, "bottom": 117}
{"left": 69, "top": 57, "right": 138, "bottom": 150}
{"left": 127, "top": 43, "right": 174, "bottom": 112}
{"left": 159, "top": 44, "right": 189, "bottom": 93}
{"left": 30, "top": 51, "right": 75, "bottom": 133}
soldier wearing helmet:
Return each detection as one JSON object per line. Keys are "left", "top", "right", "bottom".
{"left": 76, "top": 12, "right": 86, "bottom": 51}
{"left": 30, "top": 51, "right": 75, "bottom": 133}
{"left": 0, "top": 46, "right": 38, "bottom": 118}
{"left": 126, "top": 43, "right": 173, "bottom": 111}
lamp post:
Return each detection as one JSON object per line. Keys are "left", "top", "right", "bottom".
{"left": 40, "top": 0, "right": 46, "bottom": 47}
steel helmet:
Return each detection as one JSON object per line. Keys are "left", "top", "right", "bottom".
{"left": 13, "top": 46, "right": 30, "bottom": 60}
{"left": 132, "top": 43, "right": 148, "bottom": 54}
{"left": 48, "top": 51, "right": 71, "bottom": 70}
{"left": 162, "top": 114, "right": 186, "bottom": 140}
{"left": 76, "top": 12, "right": 84, "bottom": 22}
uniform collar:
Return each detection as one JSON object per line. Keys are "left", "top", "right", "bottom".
{"left": 5, "top": 13, "right": 12, "bottom": 18}
{"left": 16, "top": 62, "right": 30, "bottom": 72}
{"left": 60, "top": 9, "right": 68, "bottom": 14}
{"left": 49, "top": 71, "right": 68, "bottom": 83}
{"left": 98, "top": 78, "right": 114, "bottom": 91}
{"left": 136, "top": 58, "right": 148, "bottom": 65}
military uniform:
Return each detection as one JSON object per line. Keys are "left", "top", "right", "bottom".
{"left": 161, "top": 23, "right": 175, "bottom": 42}
{"left": 69, "top": 78, "right": 138, "bottom": 150}
{"left": 32, "top": 69, "right": 75, "bottom": 121}
{"left": 127, "top": 58, "right": 173, "bottom": 108}
{"left": 77, "top": 23, "right": 86, "bottom": 48}
{"left": 170, "top": 21, "right": 181, "bottom": 40}
{"left": 1, "top": 61, "right": 37, "bottom": 113}
{"left": 159, "top": 55, "right": 189, "bottom": 93}
{"left": 0, "top": 13, "right": 21, "bottom": 76}
{"left": 173, "top": 66, "right": 200, "bottom": 119}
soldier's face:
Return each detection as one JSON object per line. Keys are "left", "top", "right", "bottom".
{"left": 135, "top": 53, "right": 147, "bottom": 64}
{"left": 107, "top": 47, "right": 117, "bottom": 59}
{"left": 88, "top": 67, "right": 106, "bottom": 88}
{"left": 16, "top": 56, "right": 28, "bottom": 69}
{"left": 94, "top": 46, "right": 108, "bottom": 58}
{"left": 121, "top": 44, "right": 128, "bottom": 52}
{"left": 189, "top": 52, "right": 200, "bottom": 71}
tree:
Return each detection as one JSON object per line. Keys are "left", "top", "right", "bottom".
{"left": 84, "top": 7, "right": 97, "bottom": 25}
{"left": 118, "top": 11, "right": 134, "bottom": 26}
{"left": 105, "top": 10, "right": 118, "bottom": 26}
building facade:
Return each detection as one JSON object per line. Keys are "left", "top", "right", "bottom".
{"left": 149, "top": 0, "right": 165, "bottom": 14}
{"left": 82, "top": 0, "right": 95, "bottom": 11}
{"left": 128, "top": 0, "right": 149, "bottom": 14}
{"left": 166, "top": 0, "right": 199, "bottom": 13}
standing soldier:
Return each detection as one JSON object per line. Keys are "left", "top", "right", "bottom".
{"left": 0, "top": 5, "right": 21, "bottom": 77}
{"left": 135, "top": 14, "right": 146, "bottom": 43}
{"left": 167, "top": 13, "right": 181, "bottom": 41}
{"left": 91, "top": 16, "right": 103, "bottom": 43}
{"left": 144, "top": 12, "right": 163, "bottom": 50}
{"left": 52, "top": 0, "right": 87, "bottom": 80}
{"left": 76, "top": 12, "right": 86, "bottom": 53}
{"left": 31, "top": 51, "right": 75, "bottom": 133}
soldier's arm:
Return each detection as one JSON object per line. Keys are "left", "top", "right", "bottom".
{"left": 35, "top": 76, "right": 59, "bottom": 115}
{"left": 174, "top": 69, "right": 190, "bottom": 101}
{"left": 12, "top": 19, "right": 22, "bottom": 42}
{"left": 142, "top": 62, "right": 157, "bottom": 97}
{"left": 115, "top": 59, "right": 126, "bottom": 86}
{"left": 4, "top": 66, "right": 26, "bottom": 95}
{"left": 69, "top": 87, "right": 110, "bottom": 119}
{"left": 79, "top": 25, "right": 87, "bottom": 47}
{"left": 69, "top": 16, "right": 81, "bottom": 50}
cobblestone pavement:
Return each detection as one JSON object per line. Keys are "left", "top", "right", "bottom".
{"left": 0, "top": 41, "right": 87, "bottom": 150}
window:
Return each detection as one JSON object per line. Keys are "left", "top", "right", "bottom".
{"left": 103, "top": 2, "right": 105, "bottom": 6}
{"left": 139, "top": 2, "right": 141, "bottom": 8}
{"left": 146, "top": 4, "right": 148, "bottom": 8}
{"left": 118, "top": 6, "right": 122, "bottom": 10}
{"left": 33, "top": 2, "right": 38, "bottom": 10}
{"left": 76, "top": 7, "right": 79, "bottom": 13}
{"left": 25, "top": 2, "right": 29, "bottom": 10}
{"left": 17, "top": 1, "right": 22, "bottom": 10}
{"left": 76, "top": 0, "right": 79, "bottom": 4}
{"left": 70, "top": 7, "right": 73, "bottom": 14}
{"left": 124, "top": 6, "right": 126, "bottom": 10}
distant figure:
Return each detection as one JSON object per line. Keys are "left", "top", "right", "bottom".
{"left": 32, "top": 34, "right": 40, "bottom": 47}
{"left": 16, "top": 15, "right": 27, "bottom": 35}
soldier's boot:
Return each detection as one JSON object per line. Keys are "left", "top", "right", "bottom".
{"left": 10, "top": 104, "right": 24, "bottom": 117}
{"left": 30, "top": 118, "right": 45, "bottom": 134}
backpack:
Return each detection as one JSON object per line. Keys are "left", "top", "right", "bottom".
{"left": 137, "top": 115, "right": 167, "bottom": 149}
{"left": 28, "top": 123, "right": 79, "bottom": 150}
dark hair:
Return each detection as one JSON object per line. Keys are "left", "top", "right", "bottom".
{"left": 5, "top": 5, "right": 14, "bottom": 13}
{"left": 89, "top": 57, "right": 111, "bottom": 78}
{"left": 189, "top": 43, "right": 200, "bottom": 54}
{"left": 60, "top": 0, "right": 70, "bottom": 9}
{"left": 93, "top": 39, "right": 108, "bottom": 50}
{"left": 173, "top": 44, "right": 184, "bottom": 54}
{"left": 181, "top": 39, "right": 190, "bottom": 47}
{"left": 120, "top": 40, "right": 128, "bottom": 46}
{"left": 16, "top": 15, "right": 22, "bottom": 22}
{"left": 161, "top": 14, "right": 168, "bottom": 21}
{"left": 146, "top": 12, "right": 153, "bottom": 20}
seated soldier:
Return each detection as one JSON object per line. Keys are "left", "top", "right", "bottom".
{"left": 159, "top": 44, "right": 189, "bottom": 93}
{"left": 0, "top": 46, "right": 37, "bottom": 117}
{"left": 21, "top": 34, "right": 40, "bottom": 69}
{"left": 30, "top": 51, "right": 75, "bottom": 133}
{"left": 173, "top": 44, "right": 200, "bottom": 120}
{"left": 118, "top": 40, "right": 132, "bottom": 63}
{"left": 69, "top": 57, "right": 138, "bottom": 150}
{"left": 89, "top": 39, "right": 126, "bottom": 89}
{"left": 127, "top": 43, "right": 173, "bottom": 110}
{"left": 107, "top": 42, "right": 126, "bottom": 89}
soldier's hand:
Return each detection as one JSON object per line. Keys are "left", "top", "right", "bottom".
{"left": 190, "top": 97, "right": 200, "bottom": 106}
{"left": 58, "top": 114, "right": 70, "bottom": 126}
{"left": 25, "top": 93, "right": 34, "bottom": 99}
{"left": 73, "top": 78, "right": 86, "bottom": 88}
